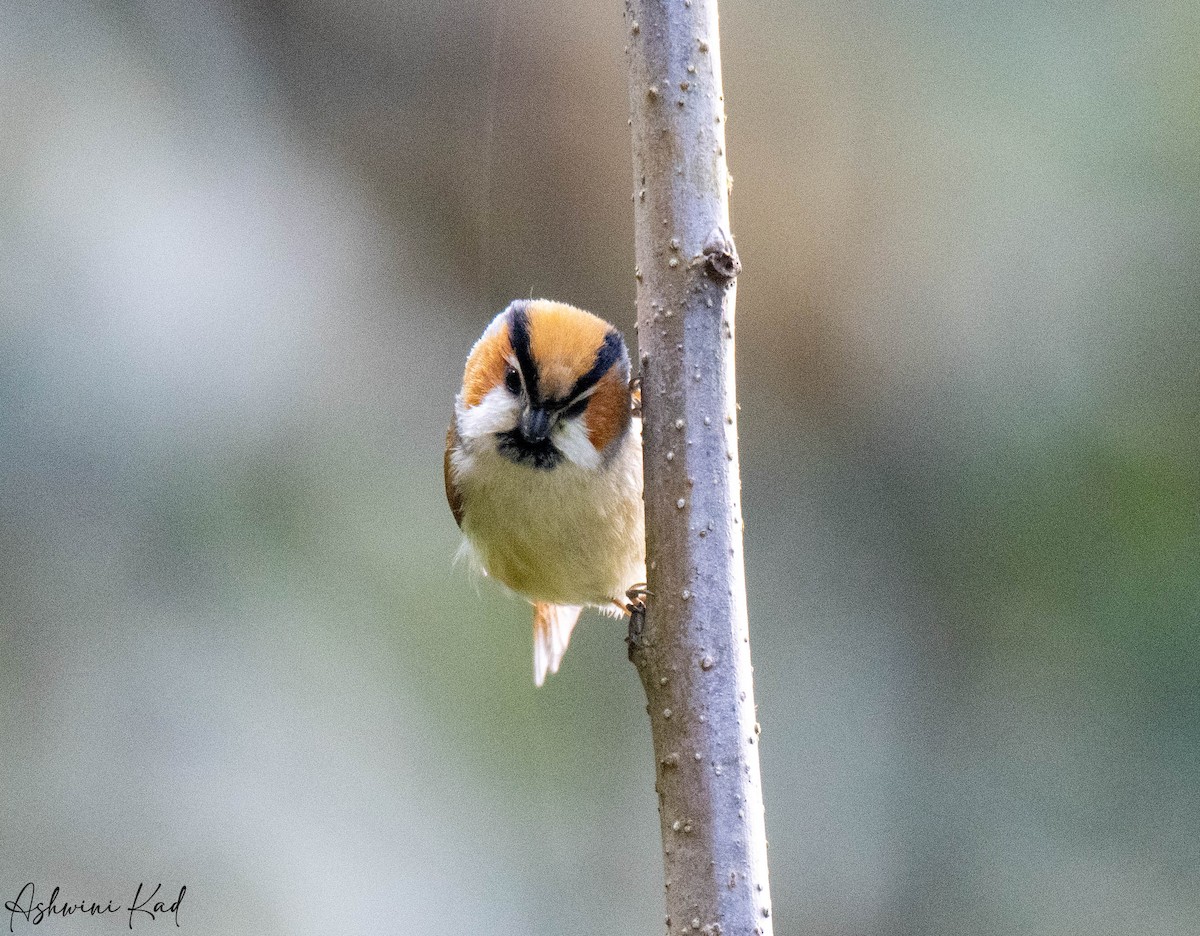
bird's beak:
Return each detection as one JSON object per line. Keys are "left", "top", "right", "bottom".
{"left": 521, "top": 406, "right": 553, "bottom": 443}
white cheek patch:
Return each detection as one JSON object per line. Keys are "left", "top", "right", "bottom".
{"left": 457, "top": 387, "right": 520, "bottom": 447}
{"left": 457, "top": 388, "right": 601, "bottom": 470}
{"left": 553, "top": 416, "right": 601, "bottom": 470}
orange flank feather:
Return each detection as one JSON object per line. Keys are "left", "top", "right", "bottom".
{"left": 443, "top": 419, "right": 464, "bottom": 527}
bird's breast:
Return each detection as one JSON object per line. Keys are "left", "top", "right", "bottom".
{"left": 451, "top": 425, "right": 644, "bottom": 607}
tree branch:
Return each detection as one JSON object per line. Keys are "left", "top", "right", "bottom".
{"left": 624, "top": 2, "right": 773, "bottom": 934}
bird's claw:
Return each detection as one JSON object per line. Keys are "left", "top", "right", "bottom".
{"left": 623, "top": 583, "right": 650, "bottom": 660}
{"left": 625, "top": 582, "right": 651, "bottom": 611}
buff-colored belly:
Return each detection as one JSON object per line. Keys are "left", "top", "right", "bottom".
{"left": 458, "top": 437, "right": 644, "bottom": 607}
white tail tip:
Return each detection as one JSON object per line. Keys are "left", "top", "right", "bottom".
{"left": 533, "top": 603, "right": 583, "bottom": 686}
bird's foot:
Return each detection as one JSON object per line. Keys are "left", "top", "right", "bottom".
{"left": 622, "top": 584, "right": 650, "bottom": 660}
{"left": 624, "top": 582, "right": 650, "bottom": 613}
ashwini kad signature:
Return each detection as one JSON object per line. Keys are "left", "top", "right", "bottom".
{"left": 5, "top": 882, "right": 186, "bottom": 931}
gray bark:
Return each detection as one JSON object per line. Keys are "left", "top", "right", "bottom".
{"left": 624, "top": 2, "right": 774, "bottom": 934}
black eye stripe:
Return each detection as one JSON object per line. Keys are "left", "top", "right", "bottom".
{"left": 567, "top": 330, "right": 626, "bottom": 403}
{"left": 562, "top": 396, "right": 589, "bottom": 419}
{"left": 506, "top": 302, "right": 539, "bottom": 402}
{"left": 505, "top": 303, "right": 628, "bottom": 411}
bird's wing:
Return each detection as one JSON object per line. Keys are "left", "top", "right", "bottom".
{"left": 444, "top": 416, "right": 465, "bottom": 528}
{"left": 533, "top": 603, "right": 583, "bottom": 687}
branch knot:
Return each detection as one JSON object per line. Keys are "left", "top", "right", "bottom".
{"left": 702, "top": 227, "right": 741, "bottom": 281}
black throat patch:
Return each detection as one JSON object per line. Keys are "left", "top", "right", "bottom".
{"left": 496, "top": 429, "right": 562, "bottom": 470}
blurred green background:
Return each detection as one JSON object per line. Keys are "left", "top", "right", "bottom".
{"left": 2, "top": 1, "right": 1197, "bottom": 933}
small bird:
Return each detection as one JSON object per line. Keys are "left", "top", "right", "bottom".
{"left": 445, "top": 299, "right": 645, "bottom": 685}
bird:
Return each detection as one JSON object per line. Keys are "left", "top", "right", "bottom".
{"left": 445, "top": 299, "right": 646, "bottom": 685}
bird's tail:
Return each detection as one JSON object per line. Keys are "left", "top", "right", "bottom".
{"left": 533, "top": 603, "right": 582, "bottom": 687}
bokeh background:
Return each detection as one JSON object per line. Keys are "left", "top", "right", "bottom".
{"left": 2, "top": 1, "right": 1197, "bottom": 933}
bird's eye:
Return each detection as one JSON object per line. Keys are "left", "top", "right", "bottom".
{"left": 504, "top": 366, "right": 522, "bottom": 395}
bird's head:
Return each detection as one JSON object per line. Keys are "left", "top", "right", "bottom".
{"left": 455, "top": 299, "right": 632, "bottom": 470}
